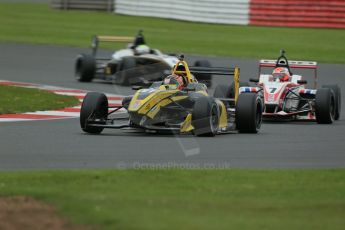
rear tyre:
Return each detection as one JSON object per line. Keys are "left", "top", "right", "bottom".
{"left": 192, "top": 97, "right": 219, "bottom": 137}
{"left": 80, "top": 92, "right": 108, "bottom": 134}
{"left": 213, "top": 82, "right": 250, "bottom": 103}
{"left": 194, "top": 60, "right": 212, "bottom": 87}
{"left": 322, "top": 84, "right": 341, "bottom": 120}
{"left": 214, "top": 84, "right": 232, "bottom": 98}
{"left": 214, "top": 84, "right": 232, "bottom": 107}
{"left": 116, "top": 57, "right": 137, "bottom": 86}
{"left": 75, "top": 54, "right": 96, "bottom": 82}
{"left": 236, "top": 93, "right": 262, "bottom": 133}
{"left": 315, "top": 88, "right": 335, "bottom": 124}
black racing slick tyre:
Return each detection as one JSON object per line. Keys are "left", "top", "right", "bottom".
{"left": 214, "top": 84, "right": 232, "bottom": 108}
{"left": 75, "top": 54, "right": 96, "bottom": 82}
{"left": 193, "top": 60, "right": 212, "bottom": 87}
{"left": 80, "top": 92, "right": 108, "bottom": 134}
{"left": 322, "top": 84, "right": 341, "bottom": 120}
{"left": 213, "top": 82, "right": 249, "bottom": 99}
{"left": 315, "top": 88, "right": 335, "bottom": 124}
{"left": 116, "top": 57, "right": 137, "bottom": 86}
{"left": 192, "top": 97, "right": 219, "bottom": 137}
{"left": 236, "top": 93, "right": 262, "bottom": 133}
{"left": 214, "top": 84, "right": 232, "bottom": 98}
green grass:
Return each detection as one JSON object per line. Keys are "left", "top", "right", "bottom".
{"left": 0, "top": 3, "right": 345, "bottom": 63}
{"left": 0, "top": 85, "right": 79, "bottom": 114}
{"left": 0, "top": 169, "right": 345, "bottom": 230}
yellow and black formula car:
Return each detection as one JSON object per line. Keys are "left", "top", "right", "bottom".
{"left": 80, "top": 56, "right": 263, "bottom": 136}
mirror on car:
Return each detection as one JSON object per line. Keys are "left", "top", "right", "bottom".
{"left": 249, "top": 78, "right": 259, "bottom": 83}
{"left": 132, "top": 85, "right": 143, "bottom": 90}
{"left": 297, "top": 80, "right": 307, "bottom": 84}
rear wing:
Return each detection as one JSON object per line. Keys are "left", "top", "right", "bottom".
{"left": 190, "top": 66, "right": 240, "bottom": 103}
{"left": 259, "top": 50, "right": 318, "bottom": 88}
{"left": 91, "top": 35, "right": 134, "bottom": 56}
{"left": 172, "top": 55, "right": 240, "bottom": 103}
{"left": 189, "top": 66, "right": 238, "bottom": 75}
{"left": 91, "top": 30, "right": 146, "bottom": 56}
{"left": 259, "top": 59, "right": 318, "bottom": 69}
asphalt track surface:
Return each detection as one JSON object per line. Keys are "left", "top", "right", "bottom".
{"left": 1, "top": 43, "right": 345, "bottom": 170}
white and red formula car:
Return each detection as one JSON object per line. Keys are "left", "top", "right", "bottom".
{"left": 241, "top": 50, "right": 341, "bottom": 123}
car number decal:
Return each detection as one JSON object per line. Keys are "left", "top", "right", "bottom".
{"left": 269, "top": 87, "right": 277, "bottom": 93}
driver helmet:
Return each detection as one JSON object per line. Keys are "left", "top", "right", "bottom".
{"left": 134, "top": 44, "right": 150, "bottom": 55}
{"left": 272, "top": 67, "right": 290, "bottom": 82}
{"left": 163, "top": 74, "right": 185, "bottom": 90}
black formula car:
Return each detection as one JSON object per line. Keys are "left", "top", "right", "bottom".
{"left": 75, "top": 31, "right": 213, "bottom": 86}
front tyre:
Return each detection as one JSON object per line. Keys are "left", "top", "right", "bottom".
{"left": 80, "top": 92, "right": 108, "bottom": 134}
{"left": 236, "top": 93, "right": 262, "bottom": 133}
{"left": 315, "top": 88, "right": 335, "bottom": 124}
{"left": 115, "top": 57, "right": 137, "bottom": 86}
{"left": 192, "top": 97, "right": 219, "bottom": 137}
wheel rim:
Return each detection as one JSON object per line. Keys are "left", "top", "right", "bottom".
{"left": 209, "top": 104, "right": 219, "bottom": 133}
